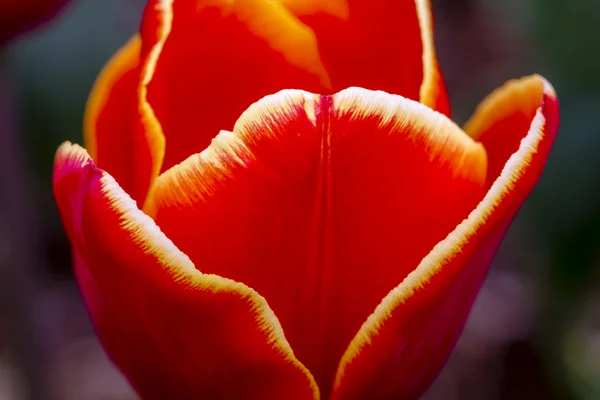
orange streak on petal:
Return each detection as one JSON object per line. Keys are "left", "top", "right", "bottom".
{"left": 137, "top": 0, "right": 171, "bottom": 209}
{"left": 286, "top": 0, "right": 450, "bottom": 115}
{"left": 83, "top": 35, "right": 139, "bottom": 160}
{"left": 278, "top": 0, "right": 349, "bottom": 19}
{"left": 139, "top": 0, "right": 330, "bottom": 176}
{"left": 53, "top": 142, "right": 319, "bottom": 400}
{"left": 416, "top": 0, "right": 451, "bottom": 116}
{"left": 83, "top": 35, "right": 155, "bottom": 204}
{"left": 331, "top": 78, "right": 559, "bottom": 400}
{"left": 199, "top": 0, "right": 331, "bottom": 87}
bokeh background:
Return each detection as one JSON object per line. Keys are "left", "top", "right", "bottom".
{"left": 0, "top": 0, "right": 599, "bottom": 398}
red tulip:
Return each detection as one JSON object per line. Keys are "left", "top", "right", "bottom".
{"left": 53, "top": 0, "right": 559, "bottom": 399}
{"left": 0, "top": 0, "right": 69, "bottom": 44}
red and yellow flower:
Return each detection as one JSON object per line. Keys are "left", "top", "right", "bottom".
{"left": 53, "top": 0, "right": 559, "bottom": 399}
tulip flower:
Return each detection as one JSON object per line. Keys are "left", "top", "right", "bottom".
{"left": 53, "top": 0, "right": 559, "bottom": 399}
{"left": 0, "top": 0, "right": 69, "bottom": 44}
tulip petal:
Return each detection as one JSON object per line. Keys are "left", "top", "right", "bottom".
{"left": 281, "top": 0, "right": 451, "bottom": 115}
{"left": 331, "top": 77, "right": 558, "bottom": 400}
{"left": 83, "top": 35, "right": 156, "bottom": 205}
{"left": 139, "top": 0, "right": 331, "bottom": 174}
{"left": 464, "top": 75, "right": 554, "bottom": 186}
{"left": 146, "top": 88, "right": 487, "bottom": 395}
{"left": 53, "top": 142, "right": 319, "bottom": 400}
{"left": 415, "top": 0, "right": 451, "bottom": 115}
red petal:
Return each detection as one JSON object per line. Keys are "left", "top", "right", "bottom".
{"left": 147, "top": 88, "right": 487, "bottom": 395}
{"left": 84, "top": 35, "right": 156, "bottom": 205}
{"left": 464, "top": 75, "right": 555, "bottom": 187}
{"left": 331, "top": 76, "right": 559, "bottom": 400}
{"left": 281, "top": 0, "right": 451, "bottom": 115}
{"left": 139, "top": 0, "right": 331, "bottom": 173}
{"left": 53, "top": 142, "right": 319, "bottom": 400}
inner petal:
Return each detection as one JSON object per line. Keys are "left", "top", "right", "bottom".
{"left": 143, "top": 0, "right": 330, "bottom": 172}
{"left": 148, "top": 88, "right": 487, "bottom": 395}
{"left": 283, "top": 0, "right": 451, "bottom": 115}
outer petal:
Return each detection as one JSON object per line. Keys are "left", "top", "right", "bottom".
{"left": 53, "top": 142, "right": 319, "bottom": 400}
{"left": 415, "top": 0, "right": 450, "bottom": 115}
{"left": 83, "top": 35, "right": 155, "bottom": 206}
{"left": 146, "top": 88, "right": 487, "bottom": 395}
{"left": 281, "top": 0, "right": 451, "bottom": 115}
{"left": 331, "top": 76, "right": 559, "bottom": 400}
{"left": 464, "top": 75, "right": 552, "bottom": 186}
{"left": 138, "top": 0, "right": 332, "bottom": 174}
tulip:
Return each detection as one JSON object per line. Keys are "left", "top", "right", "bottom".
{"left": 53, "top": 0, "right": 559, "bottom": 399}
{"left": 0, "top": 0, "right": 69, "bottom": 44}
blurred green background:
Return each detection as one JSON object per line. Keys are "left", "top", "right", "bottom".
{"left": 0, "top": 0, "right": 599, "bottom": 398}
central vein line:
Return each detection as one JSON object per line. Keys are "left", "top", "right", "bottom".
{"left": 308, "top": 94, "right": 336, "bottom": 393}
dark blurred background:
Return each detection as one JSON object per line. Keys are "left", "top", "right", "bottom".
{"left": 0, "top": 0, "right": 598, "bottom": 398}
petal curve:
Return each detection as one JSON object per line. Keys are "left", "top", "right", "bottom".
{"left": 331, "top": 77, "right": 559, "bottom": 400}
{"left": 464, "top": 75, "right": 551, "bottom": 186}
{"left": 84, "top": 35, "right": 156, "bottom": 205}
{"left": 139, "top": 0, "right": 331, "bottom": 174}
{"left": 53, "top": 142, "right": 319, "bottom": 400}
{"left": 146, "top": 88, "right": 486, "bottom": 396}
{"left": 283, "top": 0, "right": 451, "bottom": 115}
